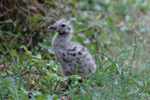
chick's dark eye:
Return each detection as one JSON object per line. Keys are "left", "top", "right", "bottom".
{"left": 61, "top": 24, "right": 66, "bottom": 27}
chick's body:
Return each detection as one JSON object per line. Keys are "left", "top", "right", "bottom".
{"left": 49, "top": 19, "right": 96, "bottom": 78}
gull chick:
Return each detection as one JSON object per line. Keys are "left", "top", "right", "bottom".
{"left": 48, "top": 19, "right": 96, "bottom": 78}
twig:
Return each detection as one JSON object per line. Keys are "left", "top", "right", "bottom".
{"left": 19, "top": 6, "right": 55, "bottom": 20}
{"left": 41, "top": 44, "right": 51, "bottom": 58}
{"left": 20, "top": 71, "right": 29, "bottom": 77}
{"left": 114, "top": 22, "right": 126, "bottom": 28}
{"left": 26, "top": 0, "right": 33, "bottom": 49}
{"left": 0, "top": 24, "right": 5, "bottom": 28}
{"left": 74, "top": 9, "right": 113, "bottom": 34}
{"left": 0, "top": 36, "right": 6, "bottom": 41}
{"left": 0, "top": 9, "right": 12, "bottom": 18}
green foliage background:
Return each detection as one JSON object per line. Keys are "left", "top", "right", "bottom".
{"left": 0, "top": 0, "right": 150, "bottom": 99}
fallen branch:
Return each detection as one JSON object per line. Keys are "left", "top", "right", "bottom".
{"left": 74, "top": 9, "right": 113, "bottom": 34}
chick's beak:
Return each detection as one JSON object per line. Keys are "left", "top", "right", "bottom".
{"left": 48, "top": 25, "right": 56, "bottom": 29}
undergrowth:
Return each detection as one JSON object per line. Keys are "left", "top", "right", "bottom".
{"left": 1, "top": 0, "right": 150, "bottom": 99}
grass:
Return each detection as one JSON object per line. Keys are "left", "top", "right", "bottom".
{"left": 1, "top": 0, "right": 150, "bottom": 99}
{"left": 1, "top": 39, "right": 150, "bottom": 99}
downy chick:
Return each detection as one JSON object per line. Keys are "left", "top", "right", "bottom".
{"left": 48, "top": 19, "right": 96, "bottom": 79}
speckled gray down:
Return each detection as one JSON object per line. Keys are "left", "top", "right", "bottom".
{"left": 48, "top": 19, "right": 96, "bottom": 78}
